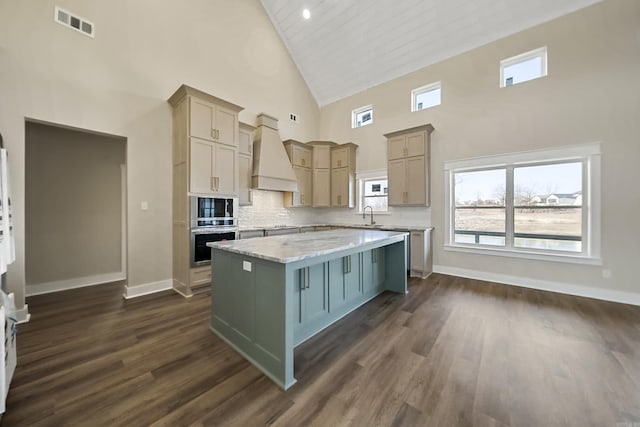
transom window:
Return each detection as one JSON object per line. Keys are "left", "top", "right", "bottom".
{"left": 411, "top": 81, "right": 441, "bottom": 112}
{"left": 500, "top": 47, "right": 547, "bottom": 87}
{"left": 352, "top": 105, "right": 373, "bottom": 128}
{"left": 445, "top": 144, "right": 601, "bottom": 264}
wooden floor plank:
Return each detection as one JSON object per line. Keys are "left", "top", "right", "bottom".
{"left": 2, "top": 275, "right": 639, "bottom": 426}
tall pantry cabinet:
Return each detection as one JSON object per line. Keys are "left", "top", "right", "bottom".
{"left": 168, "top": 84, "right": 243, "bottom": 296}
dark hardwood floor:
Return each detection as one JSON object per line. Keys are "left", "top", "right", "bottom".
{"left": 3, "top": 274, "right": 639, "bottom": 426}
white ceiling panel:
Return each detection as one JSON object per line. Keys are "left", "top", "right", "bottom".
{"left": 260, "top": 0, "right": 602, "bottom": 106}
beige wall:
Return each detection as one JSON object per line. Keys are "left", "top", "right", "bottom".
{"left": 0, "top": 0, "right": 319, "bottom": 312}
{"left": 25, "top": 122, "right": 125, "bottom": 286}
{"left": 319, "top": 0, "right": 640, "bottom": 297}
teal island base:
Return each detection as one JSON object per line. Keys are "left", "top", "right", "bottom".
{"left": 208, "top": 230, "right": 408, "bottom": 390}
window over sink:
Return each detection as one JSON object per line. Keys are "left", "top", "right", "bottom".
{"left": 358, "top": 170, "right": 388, "bottom": 213}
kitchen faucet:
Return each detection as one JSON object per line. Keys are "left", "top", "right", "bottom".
{"left": 363, "top": 205, "right": 376, "bottom": 226}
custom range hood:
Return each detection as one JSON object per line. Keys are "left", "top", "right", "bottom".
{"left": 252, "top": 113, "right": 299, "bottom": 192}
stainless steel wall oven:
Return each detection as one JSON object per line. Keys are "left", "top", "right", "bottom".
{"left": 190, "top": 197, "right": 238, "bottom": 267}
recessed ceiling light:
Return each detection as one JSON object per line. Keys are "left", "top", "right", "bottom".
{"left": 302, "top": 9, "right": 311, "bottom": 20}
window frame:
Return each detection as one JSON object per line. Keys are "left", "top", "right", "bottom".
{"left": 500, "top": 46, "right": 547, "bottom": 88}
{"left": 411, "top": 81, "right": 441, "bottom": 112}
{"left": 444, "top": 143, "right": 601, "bottom": 265}
{"left": 351, "top": 105, "right": 373, "bottom": 128}
{"left": 357, "top": 169, "right": 389, "bottom": 214}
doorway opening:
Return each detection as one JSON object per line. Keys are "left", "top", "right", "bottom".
{"left": 25, "top": 120, "right": 127, "bottom": 295}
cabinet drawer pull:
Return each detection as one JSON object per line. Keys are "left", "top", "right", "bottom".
{"left": 301, "top": 158, "right": 305, "bottom": 166}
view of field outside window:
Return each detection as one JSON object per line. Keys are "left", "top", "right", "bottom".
{"left": 454, "top": 161, "right": 582, "bottom": 252}
{"left": 454, "top": 169, "right": 506, "bottom": 246}
{"left": 513, "top": 162, "right": 582, "bottom": 251}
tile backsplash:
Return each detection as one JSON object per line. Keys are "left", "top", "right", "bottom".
{"left": 238, "top": 190, "right": 431, "bottom": 228}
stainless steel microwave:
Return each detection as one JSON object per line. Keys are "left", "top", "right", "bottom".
{"left": 190, "top": 197, "right": 238, "bottom": 228}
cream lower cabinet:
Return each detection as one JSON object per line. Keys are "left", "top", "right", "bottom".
{"left": 385, "top": 124, "right": 434, "bottom": 207}
{"left": 190, "top": 138, "right": 237, "bottom": 196}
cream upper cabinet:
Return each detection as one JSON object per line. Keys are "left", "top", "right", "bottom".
{"left": 286, "top": 166, "right": 312, "bottom": 207}
{"left": 189, "top": 138, "right": 237, "bottom": 196}
{"left": 189, "top": 97, "right": 238, "bottom": 146}
{"left": 308, "top": 141, "right": 336, "bottom": 207}
{"left": 287, "top": 144, "right": 311, "bottom": 168}
{"left": 387, "top": 159, "right": 406, "bottom": 206}
{"left": 331, "top": 147, "right": 349, "bottom": 169}
{"left": 313, "top": 168, "right": 330, "bottom": 207}
{"left": 384, "top": 124, "right": 434, "bottom": 207}
{"left": 238, "top": 122, "right": 255, "bottom": 206}
{"left": 331, "top": 167, "right": 349, "bottom": 207}
{"left": 283, "top": 140, "right": 313, "bottom": 207}
{"left": 387, "top": 131, "right": 426, "bottom": 160}
{"left": 238, "top": 123, "right": 253, "bottom": 156}
{"left": 330, "top": 143, "right": 357, "bottom": 208}
{"left": 313, "top": 145, "right": 331, "bottom": 169}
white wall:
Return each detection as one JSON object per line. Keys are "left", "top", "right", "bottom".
{"left": 0, "top": 0, "right": 319, "bottom": 313}
{"left": 318, "top": 0, "right": 640, "bottom": 298}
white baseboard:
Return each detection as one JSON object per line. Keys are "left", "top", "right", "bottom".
{"left": 26, "top": 272, "right": 126, "bottom": 297}
{"left": 122, "top": 279, "right": 173, "bottom": 299}
{"left": 433, "top": 265, "right": 640, "bottom": 306}
{"left": 13, "top": 304, "right": 31, "bottom": 324}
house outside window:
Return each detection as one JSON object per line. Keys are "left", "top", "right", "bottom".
{"left": 352, "top": 105, "right": 373, "bottom": 128}
{"left": 500, "top": 46, "right": 547, "bottom": 87}
{"left": 444, "top": 143, "right": 601, "bottom": 264}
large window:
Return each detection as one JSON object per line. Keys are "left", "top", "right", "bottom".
{"left": 500, "top": 47, "right": 547, "bottom": 87}
{"left": 445, "top": 144, "right": 601, "bottom": 263}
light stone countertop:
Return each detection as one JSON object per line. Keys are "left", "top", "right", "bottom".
{"left": 238, "top": 223, "right": 433, "bottom": 233}
{"left": 208, "top": 229, "right": 408, "bottom": 263}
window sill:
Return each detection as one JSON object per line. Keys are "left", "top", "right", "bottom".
{"left": 444, "top": 244, "right": 602, "bottom": 266}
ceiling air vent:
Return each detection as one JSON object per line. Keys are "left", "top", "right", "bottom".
{"left": 54, "top": 6, "right": 94, "bottom": 38}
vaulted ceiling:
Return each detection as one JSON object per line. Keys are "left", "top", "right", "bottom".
{"left": 260, "top": 0, "right": 602, "bottom": 107}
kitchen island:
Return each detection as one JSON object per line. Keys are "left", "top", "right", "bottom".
{"left": 207, "top": 229, "right": 408, "bottom": 390}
